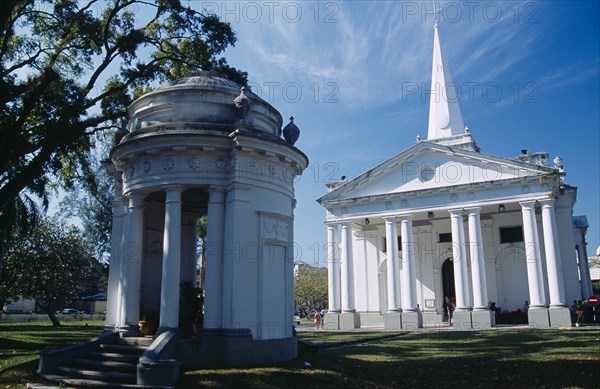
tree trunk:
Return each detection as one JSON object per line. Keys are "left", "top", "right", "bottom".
{"left": 47, "top": 307, "right": 61, "bottom": 327}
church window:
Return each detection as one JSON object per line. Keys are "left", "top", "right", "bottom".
{"left": 420, "top": 166, "right": 435, "bottom": 182}
{"left": 382, "top": 236, "right": 402, "bottom": 252}
{"left": 499, "top": 226, "right": 524, "bottom": 244}
{"left": 438, "top": 232, "right": 452, "bottom": 243}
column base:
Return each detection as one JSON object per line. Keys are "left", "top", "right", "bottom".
{"left": 323, "top": 312, "right": 340, "bottom": 330}
{"left": 383, "top": 311, "right": 402, "bottom": 330}
{"left": 339, "top": 312, "right": 359, "bottom": 330}
{"left": 421, "top": 311, "right": 443, "bottom": 326}
{"left": 401, "top": 310, "right": 422, "bottom": 330}
{"left": 548, "top": 306, "right": 571, "bottom": 327}
{"left": 471, "top": 310, "right": 494, "bottom": 330}
{"left": 178, "top": 328, "right": 297, "bottom": 368}
{"left": 527, "top": 308, "right": 550, "bottom": 328}
{"left": 118, "top": 324, "right": 143, "bottom": 337}
{"left": 103, "top": 324, "right": 117, "bottom": 333}
{"left": 452, "top": 310, "right": 472, "bottom": 330}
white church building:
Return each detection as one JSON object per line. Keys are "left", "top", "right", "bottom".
{"left": 318, "top": 21, "right": 593, "bottom": 331}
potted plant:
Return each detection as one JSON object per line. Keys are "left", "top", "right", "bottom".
{"left": 138, "top": 311, "right": 159, "bottom": 336}
{"left": 181, "top": 281, "right": 204, "bottom": 335}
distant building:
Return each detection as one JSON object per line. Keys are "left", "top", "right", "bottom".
{"left": 2, "top": 297, "right": 36, "bottom": 313}
{"left": 318, "top": 21, "right": 592, "bottom": 330}
{"left": 589, "top": 246, "right": 600, "bottom": 286}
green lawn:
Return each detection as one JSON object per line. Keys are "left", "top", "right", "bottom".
{"left": 181, "top": 329, "right": 600, "bottom": 388}
{"left": 1, "top": 322, "right": 598, "bottom": 388}
{"left": 0, "top": 320, "right": 105, "bottom": 387}
{"left": 298, "top": 330, "right": 403, "bottom": 344}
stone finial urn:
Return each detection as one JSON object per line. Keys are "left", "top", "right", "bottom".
{"left": 233, "top": 86, "right": 250, "bottom": 119}
{"left": 283, "top": 116, "right": 300, "bottom": 145}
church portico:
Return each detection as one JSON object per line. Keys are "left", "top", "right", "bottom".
{"left": 321, "top": 194, "right": 586, "bottom": 330}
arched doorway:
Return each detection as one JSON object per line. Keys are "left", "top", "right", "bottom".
{"left": 442, "top": 258, "right": 455, "bottom": 321}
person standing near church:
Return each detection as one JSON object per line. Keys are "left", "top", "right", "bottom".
{"left": 314, "top": 311, "right": 322, "bottom": 330}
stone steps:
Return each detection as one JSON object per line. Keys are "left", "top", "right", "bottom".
{"left": 87, "top": 351, "right": 140, "bottom": 363}
{"left": 57, "top": 367, "right": 136, "bottom": 383}
{"left": 74, "top": 358, "right": 136, "bottom": 372}
{"left": 39, "top": 374, "right": 172, "bottom": 389}
{"left": 98, "top": 344, "right": 146, "bottom": 355}
{"left": 45, "top": 338, "right": 151, "bottom": 388}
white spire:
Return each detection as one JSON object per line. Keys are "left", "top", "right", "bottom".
{"left": 427, "top": 21, "right": 465, "bottom": 140}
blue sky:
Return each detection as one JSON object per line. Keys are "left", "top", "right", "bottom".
{"left": 202, "top": 0, "right": 599, "bottom": 266}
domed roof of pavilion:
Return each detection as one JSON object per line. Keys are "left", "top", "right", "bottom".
{"left": 125, "top": 71, "right": 288, "bottom": 140}
{"left": 154, "top": 71, "right": 249, "bottom": 93}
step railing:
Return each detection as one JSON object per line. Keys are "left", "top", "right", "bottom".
{"left": 38, "top": 331, "right": 119, "bottom": 375}
{"left": 137, "top": 330, "right": 181, "bottom": 387}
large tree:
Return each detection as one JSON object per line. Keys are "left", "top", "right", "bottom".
{"left": 294, "top": 265, "right": 328, "bottom": 316}
{"left": 60, "top": 136, "right": 115, "bottom": 262}
{"left": 0, "top": 217, "right": 97, "bottom": 326}
{"left": 0, "top": 0, "right": 247, "bottom": 265}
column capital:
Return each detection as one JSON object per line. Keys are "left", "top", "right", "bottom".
{"left": 382, "top": 216, "right": 397, "bottom": 223}
{"left": 519, "top": 200, "right": 537, "bottom": 209}
{"left": 538, "top": 198, "right": 556, "bottom": 208}
{"left": 163, "top": 185, "right": 183, "bottom": 193}
{"left": 340, "top": 221, "right": 352, "bottom": 229}
{"left": 397, "top": 213, "right": 413, "bottom": 222}
{"left": 208, "top": 185, "right": 226, "bottom": 194}
{"left": 128, "top": 193, "right": 145, "bottom": 208}
{"left": 448, "top": 208, "right": 463, "bottom": 216}
{"left": 464, "top": 206, "right": 481, "bottom": 215}
{"left": 326, "top": 222, "right": 339, "bottom": 228}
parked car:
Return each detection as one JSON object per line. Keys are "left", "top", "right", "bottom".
{"left": 61, "top": 308, "right": 82, "bottom": 314}
{"left": 3, "top": 308, "right": 23, "bottom": 314}
{"left": 294, "top": 314, "right": 301, "bottom": 325}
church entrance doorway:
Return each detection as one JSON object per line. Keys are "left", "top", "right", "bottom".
{"left": 442, "top": 258, "right": 455, "bottom": 321}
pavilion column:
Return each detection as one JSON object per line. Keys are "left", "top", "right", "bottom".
{"left": 398, "top": 215, "right": 417, "bottom": 311}
{"left": 340, "top": 222, "right": 355, "bottom": 312}
{"left": 326, "top": 224, "right": 341, "bottom": 313}
{"left": 539, "top": 199, "right": 566, "bottom": 307}
{"left": 383, "top": 217, "right": 401, "bottom": 312}
{"left": 520, "top": 201, "right": 547, "bottom": 308}
{"left": 158, "top": 187, "right": 182, "bottom": 331}
{"left": 448, "top": 209, "right": 470, "bottom": 311}
{"left": 466, "top": 207, "right": 488, "bottom": 310}
{"left": 105, "top": 195, "right": 126, "bottom": 328}
{"left": 119, "top": 193, "right": 145, "bottom": 333}
{"left": 204, "top": 187, "right": 225, "bottom": 329}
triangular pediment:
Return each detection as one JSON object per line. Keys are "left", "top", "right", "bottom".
{"left": 318, "top": 142, "right": 555, "bottom": 204}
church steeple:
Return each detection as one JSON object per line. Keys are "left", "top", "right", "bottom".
{"left": 427, "top": 20, "right": 465, "bottom": 140}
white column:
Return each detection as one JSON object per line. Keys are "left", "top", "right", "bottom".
{"left": 466, "top": 207, "right": 488, "bottom": 310}
{"left": 203, "top": 187, "right": 225, "bottom": 329}
{"left": 577, "top": 240, "right": 593, "bottom": 299}
{"left": 399, "top": 214, "right": 417, "bottom": 311}
{"left": 383, "top": 217, "right": 401, "bottom": 312}
{"left": 449, "top": 209, "right": 470, "bottom": 311}
{"left": 326, "top": 224, "right": 341, "bottom": 312}
{"left": 520, "top": 201, "right": 547, "bottom": 308}
{"left": 539, "top": 199, "right": 567, "bottom": 307}
{"left": 340, "top": 222, "right": 355, "bottom": 312}
{"left": 119, "top": 193, "right": 145, "bottom": 330}
{"left": 105, "top": 196, "right": 126, "bottom": 328}
{"left": 159, "top": 187, "right": 182, "bottom": 330}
